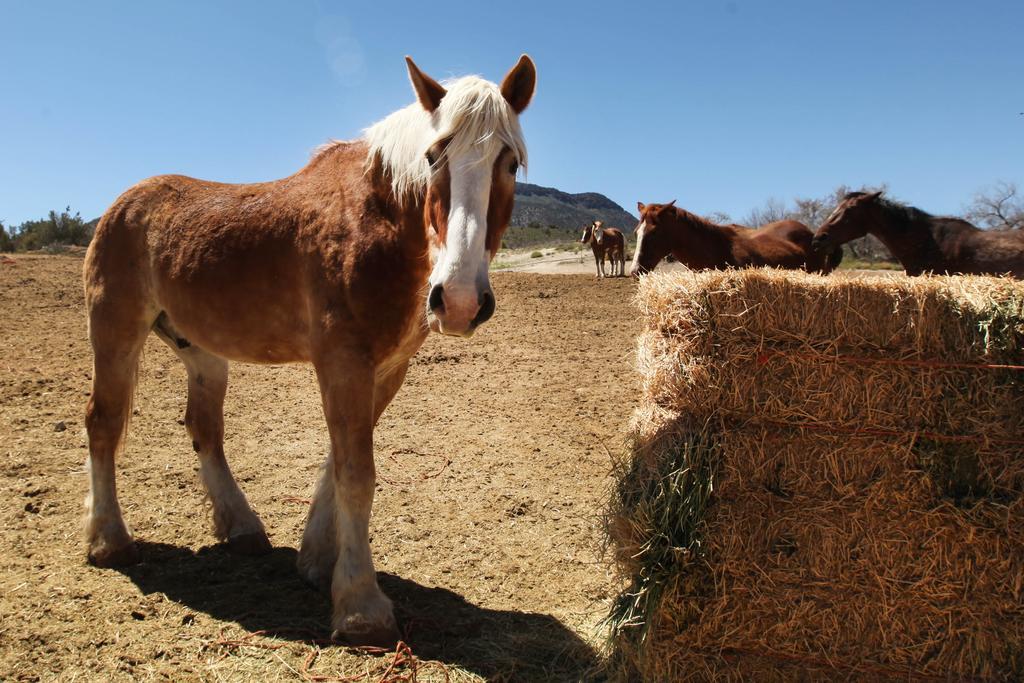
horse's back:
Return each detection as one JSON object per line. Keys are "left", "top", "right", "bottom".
{"left": 91, "top": 141, "right": 371, "bottom": 268}
{"left": 740, "top": 220, "right": 828, "bottom": 270}
{"left": 602, "top": 228, "right": 625, "bottom": 251}
{"left": 952, "top": 222, "right": 1024, "bottom": 277}
{"left": 756, "top": 219, "right": 813, "bottom": 244}
{"left": 88, "top": 172, "right": 304, "bottom": 289}
{"left": 84, "top": 146, "right": 373, "bottom": 362}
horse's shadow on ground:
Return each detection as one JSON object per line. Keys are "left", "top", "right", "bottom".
{"left": 116, "top": 541, "right": 602, "bottom": 681}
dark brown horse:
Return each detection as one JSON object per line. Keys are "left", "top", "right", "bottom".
{"left": 812, "top": 191, "right": 1024, "bottom": 277}
{"left": 580, "top": 221, "right": 626, "bottom": 277}
{"left": 630, "top": 201, "right": 842, "bottom": 276}
{"left": 82, "top": 55, "right": 536, "bottom": 647}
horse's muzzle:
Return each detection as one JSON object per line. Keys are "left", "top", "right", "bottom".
{"left": 427, "top": 284, "right": 495, "bottom": 337}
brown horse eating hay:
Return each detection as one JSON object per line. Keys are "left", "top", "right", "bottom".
{"left": 630, "top": 201, "right": 843, "bottom": 276}
{"left": 580, "top": 220, "right": 627, "bottom": 277}
{"left": 82, "top": 55, "right": 536, "bottom": 647}
{"left": 812, "top": 191, "right": 1024, "bottom": 278}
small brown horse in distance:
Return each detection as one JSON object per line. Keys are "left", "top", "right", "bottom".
{"left": 812, "top": 191, "right": 1024, "bottom": 278}
{"left": 82, "top": 55, "right": 536, "bottom": 647}
{"left": 631, "top": 201, "right": 843, "bottom": 276}
{"left": 580, "top": 220, "right": 627, "bottom": 277}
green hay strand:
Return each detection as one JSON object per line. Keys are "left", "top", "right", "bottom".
{"left": 604, "top": 428, "right": 720, "bottom": 656}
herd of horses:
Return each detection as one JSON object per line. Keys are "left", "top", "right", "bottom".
{"left": 581, "top": 193, "right": 1024, "bottom": 279}
{"left": 78, "top": 55, "right": 1023, "bottom": 650}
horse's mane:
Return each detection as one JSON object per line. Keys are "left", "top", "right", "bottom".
{"left": 359, "top": 76, "right": 528, "bottom": 199}
{"left": 844, "top": 192, "right": 933, "bottom": 231}
{"left": 673, "top": 207, "right": 733, "bottom": 231}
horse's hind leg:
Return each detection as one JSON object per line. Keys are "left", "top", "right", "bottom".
{"left": 154, "top": 318, "right": 270, "bottom": 555}
{"left": 85, "top": 308, "right": 151, "bottom": 566}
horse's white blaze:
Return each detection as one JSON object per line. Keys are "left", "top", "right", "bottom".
{"left": 429, "top": 144, "right": 499, "bottom": 325}
{"left": 631, "top": 220, "right": 647, "bottom": 272}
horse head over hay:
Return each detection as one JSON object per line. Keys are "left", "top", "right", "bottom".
{"left": 811, "top": 190, "right": 1024, "bottom": 277}
{"left": 631, "top": 201, "right": 842, "bottom": 276}
{"left": 82, "top": 55, "right": 536, "bottom": 647}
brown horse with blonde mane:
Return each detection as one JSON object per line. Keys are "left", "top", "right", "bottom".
{"left": 82, "top": 55, "right": 536, "bottom": 647}
{"left": 812, "top": 191, "right": 1024, "bottom": 277}
{"left": 630, "top": 201, "right": 843, "bottom": 276}
{"left": 580, "top": 220, "right": 626, "bottom": 277}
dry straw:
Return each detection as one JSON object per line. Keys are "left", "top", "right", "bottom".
{"left": 605, "top": 269, "right": 1024, "bottom": 681}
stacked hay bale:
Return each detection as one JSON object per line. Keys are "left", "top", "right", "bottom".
{"left": 606, "top": 269, "right": 1024, "bottom": 681}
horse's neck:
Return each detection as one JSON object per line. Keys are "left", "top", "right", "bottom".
{"left": 871, "top": 212, "right": 944, "bottom": 273}
{"left": 673, "top": 213, "right": 733, "bottom": 261}
{"left": 357, "top": 147, "right": 429, "bottom": 237}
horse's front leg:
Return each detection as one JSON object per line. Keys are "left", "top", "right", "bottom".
{"left": 298, "top": 363, "right": 409, "bottom": 592}
{"left": 300, "top": 351, "right": 398, "bottom": 647}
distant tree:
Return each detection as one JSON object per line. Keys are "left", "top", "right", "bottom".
{"left": 10, "top": 206, "right": 93, "bottom": 251}
{"left": 703, "top": 211, "right": 732, "bottom": 225}
{"left": 0, "top": 221, "right": 13, "bottom": 252}
{"left": 963, "top": 181, "right": 1024, "bottom": 230}
{"left": 742, "top": 197, "right": 788, "bottom": 227}
{"left": 787, "top": 185, "right": 853, "bottom": 229}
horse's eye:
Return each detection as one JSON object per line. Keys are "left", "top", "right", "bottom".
{"left": 425, "top": 151, "right": 437, "bottom": 167}
{"left": 509, "top": 160, "right": 519, "bottom": 175}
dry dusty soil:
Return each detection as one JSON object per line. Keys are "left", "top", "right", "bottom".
{"left": 0, "top": 255, "right": 639, "bottom": 682}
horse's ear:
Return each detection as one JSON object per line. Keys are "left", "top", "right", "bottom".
{"left": 867, "top": 191, "right": 883, "bottom": 201}
{"left": 405, "top": 56, "right": 446, "bottom": 113}
{"left": 501, "top": 54, "right": 537, "bottom": 114}
{"left": 666, "top": 199, "right": 677, "bottom": 208}
{"left": 637, "top": 201, "right": 646, "bottom": 214}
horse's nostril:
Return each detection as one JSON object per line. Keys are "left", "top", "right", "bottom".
{"left": 428, "top": 284, "right": 445, "bottom": 313}
{"left": 472, "top": 290, "right": 496, "bottom": 327}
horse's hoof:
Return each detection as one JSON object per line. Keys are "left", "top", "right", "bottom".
{"left": 331, "top": 622, "right": 401, "bottom": 650}
{"left": 88, "top": 541, "right": 140, "bottom": 568}
{"left": 228, "top": 531, "right": 272, "bottom": 556}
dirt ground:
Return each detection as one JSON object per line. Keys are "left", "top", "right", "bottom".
{"left": 0, "top": 255, "right": 639, "bottom": 682}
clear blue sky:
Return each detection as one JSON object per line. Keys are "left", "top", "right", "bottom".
{"left": 2, "top": 1, "right": 1021, "bottom": 226}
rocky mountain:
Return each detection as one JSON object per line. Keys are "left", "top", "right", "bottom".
{"left": 511, "top": 182, "right": 636, "bottom": 231}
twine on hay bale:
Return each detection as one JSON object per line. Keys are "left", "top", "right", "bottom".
{"left": 604, "top": 269, "right": 1024, "bottom": 681}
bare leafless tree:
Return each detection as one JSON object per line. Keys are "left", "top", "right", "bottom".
{"left": 703, "top": 211, "right": 732, "bottom": 225}
{"left": 963, "top": 181, "right": 1024, "bottom": 230}
{"left": 742, "top": 197, "right": 788, "bottom": 227}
